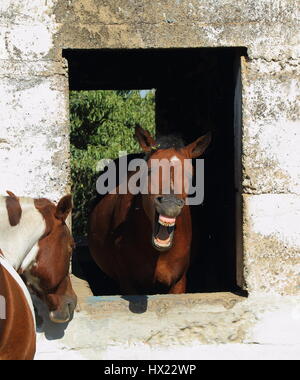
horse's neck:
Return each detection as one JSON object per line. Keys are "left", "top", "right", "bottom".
{"left": 113, "top": 192, "right": 137, "bottom": 228}
{"left": 0, "top": 197, "right": 46, "bottom": 271}
{"left": 0, "top": 255, "right": 36, "bottom": 328}
{"left": 130, "top": 195, "right": 153, "bottom": 238}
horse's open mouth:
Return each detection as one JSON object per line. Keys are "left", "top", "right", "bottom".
{"left": 153, "top": 214, "right": 176, "bottom": 250}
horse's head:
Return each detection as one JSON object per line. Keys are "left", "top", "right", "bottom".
{"left": 135, "top": 126, "right": 211, "bottom": 252}
{"left": 22, "top": 195, "right": 77, "bottom": 324}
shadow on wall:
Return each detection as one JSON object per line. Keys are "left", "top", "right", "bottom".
{"left": 72, "top": 240, "right": 119, "bottom": 296}
{"left": 121, "top": 295, "right": 148, "bottom": 314}
{"left": 72, "top": 246, "right": 149, "bottom": 313}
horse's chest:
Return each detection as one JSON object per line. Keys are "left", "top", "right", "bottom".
{"left": 153, "top": 257, "right": 184, "bottom": 289}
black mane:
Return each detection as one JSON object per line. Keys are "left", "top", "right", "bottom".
{"left": 156, "top": 134, "right": 185, "bottom": 150}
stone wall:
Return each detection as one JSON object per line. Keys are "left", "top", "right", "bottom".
{"left": 53, "top": 0, "right": 299, "bottom": 60}
{"left": 241, "top": 56, "right": 300, "bottom": 294}
{"left": 0, "top": 1, "right": 70, "bottom": 200}
{"left": 35, "top": 293, "right": 300, "bottom": 360}
{"left": 0, "top": 0, "right": 299, "bottom": 358}
{"left": 58, "top": 0, "right": 300, "bottom": 296}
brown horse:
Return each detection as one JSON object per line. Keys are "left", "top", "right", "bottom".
{"left": 0, "top": 251, "right": 36, "bottom": 360}
{"left": 0, "top": 193, "right": 77, "bottom": 360}
{"left": 89, "top": 126, "right": 211, "bottom": 295}
{"left": 0, "top": 192, "right": 77, "bottom": 324}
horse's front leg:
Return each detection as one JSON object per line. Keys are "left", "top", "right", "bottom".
{"left": 168, "top": 274, "right": 186, "bottom": 294}
{"left": 119, "top": 277, "right": 139, "bottom": 295}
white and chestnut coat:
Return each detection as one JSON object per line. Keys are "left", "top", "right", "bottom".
{"left": 0, "top": 191, "right": 77, "bottom": 324}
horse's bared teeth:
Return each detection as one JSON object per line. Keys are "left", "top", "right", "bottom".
{"left": 158, "top": 215, "right": 176, "bottom": 227}
{"left": 154, "top": 237, "right": 171, "bottom": 248}
{"left": 159, "top": 221, "right": 175, "bottom": 227}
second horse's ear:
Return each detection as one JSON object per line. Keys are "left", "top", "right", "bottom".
{"left": 135, "top": 125, "right": 157, "bottom": 153}
{"left": 55, "top": 195, "right": 73, "bottom": 222}
{"left": 184, "top": 132, "right": 212, "bottom": 159}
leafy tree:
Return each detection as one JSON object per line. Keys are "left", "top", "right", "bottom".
{"left": 70, "top": 90, "right": 155, "bottom": 238}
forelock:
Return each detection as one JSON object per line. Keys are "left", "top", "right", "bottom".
{"left": 156, "top": 135, "right": 185, "bottom": 150}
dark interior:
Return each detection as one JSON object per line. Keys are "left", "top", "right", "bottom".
{"left": 64, "top": 47, "right": 246, "bottom": 295}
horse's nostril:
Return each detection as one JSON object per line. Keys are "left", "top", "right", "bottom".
{"left": 176, "top": 198, "right": 185, "bottom": 207}
{"left": 155, "top": 196, "right": 184, "bottom": 207}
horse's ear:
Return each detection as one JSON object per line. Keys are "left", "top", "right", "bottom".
{"left": 55, "top": 195, "right": 73, "bottom": 222}
{"left": 6, "top": 191, "right": 19, "bottom": 200}
{"left": 135, "top": 125, "right": 157, "bottom": 153}
{"left": 184, "top": 132, "right": 212, "bottom": 158}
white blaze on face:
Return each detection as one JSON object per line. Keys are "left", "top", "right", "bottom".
{"left": 0, "top": 197, "right": 46, "bottom": 271}
{"left": 170, "top": 155, "right": 182, "bottom": 193}
{"left": 170, "top": 156, "right": 180, "bottom": 163}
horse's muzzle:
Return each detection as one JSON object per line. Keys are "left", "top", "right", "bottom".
{"left": 153, "top": 196, "right": 185, "bottom": 250}
{"left": 49, "top": 296, "right": 77, "bottom": 324}
{"left": 154, "top": 195, "right": 185, "bottom": 218}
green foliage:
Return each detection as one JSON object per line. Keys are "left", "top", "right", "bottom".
{"left": 70, "top": 90, "right": 155, "bottom": 237}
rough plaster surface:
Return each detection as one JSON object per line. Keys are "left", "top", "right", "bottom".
{"left": 242, "top": 58, "right": 300, "bottom": 195}
{"left": 0, "top": 0, "right": 300, "bottom": 358}
{"left": 0, "top": 0, "right": 298, "bottom": 290}
{"left": 35, "top": 341, "right": 300, "bottom": 360}
{"left": 0, "top": 1, "right": 70, "bottom": 200}
{"left": 0, "top": 73, "right": 70, "bottom": 199}
{"left": 53, "top": 0, "right": 300, "bottom": 60}
{"left": 35, "top": 293, "right": 300, "bottom": 360}
{"left": 243, "top": 194, "right": 300, "bottom": 295}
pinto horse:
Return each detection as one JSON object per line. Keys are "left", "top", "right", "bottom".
{"left": 0, "top": 251, "right": 36, "bottom": 360}
{"left": 89, "top": 126, "right": 211, "bottom": 295}
{"left": 0, "top": 192, "right": 77, "bottom": 325}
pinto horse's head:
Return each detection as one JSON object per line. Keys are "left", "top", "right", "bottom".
{"left": 21, "top": 195, "right": 77, "bottom": 324}
{"left": 135, "top": 126, "right": 211, "bottom": 252}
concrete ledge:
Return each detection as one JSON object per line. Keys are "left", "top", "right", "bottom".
{"left": 35, "top": 292, "right": 300, "bottom": 360}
